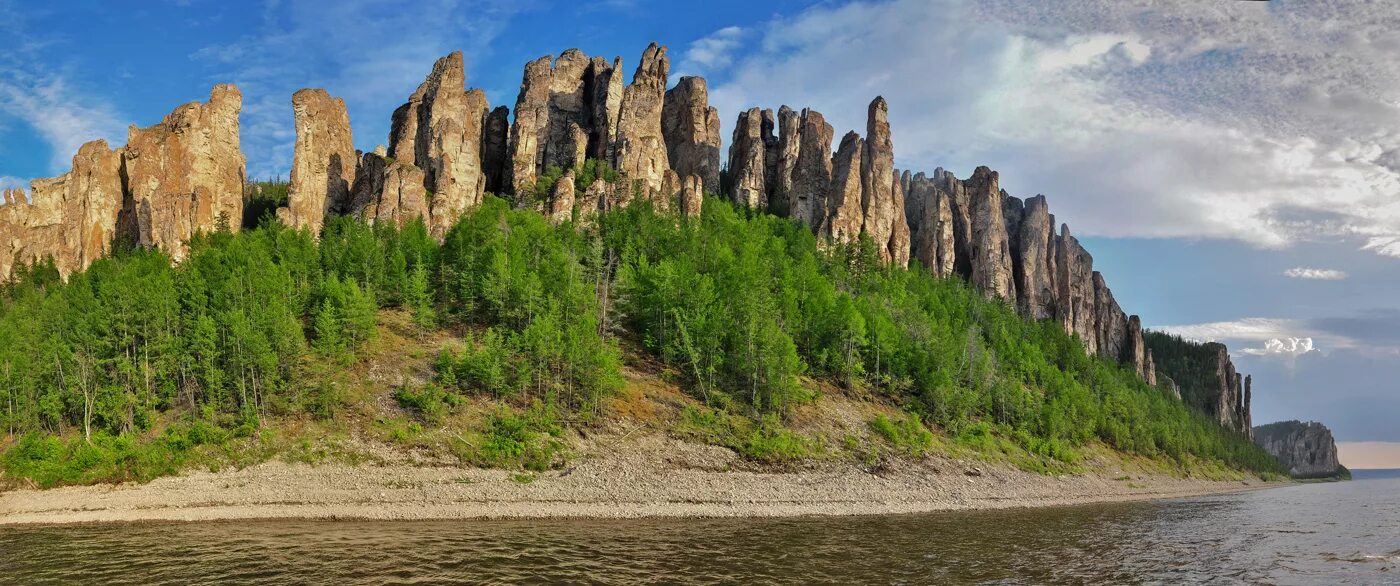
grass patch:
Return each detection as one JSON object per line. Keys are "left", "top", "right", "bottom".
{"left": 677, "top": 406, "right": 816, "bottom": 463}
{"left": 869, "top": 413, "right": 935, "bottom": 457}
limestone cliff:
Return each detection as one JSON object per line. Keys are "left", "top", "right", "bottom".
{"left": 1253, "top": 420, "right": 1347, "bottom": 479}
{"left": 280, "top": 88, "right": 356, "bottom": 235}
{"left": 385, "top": 52, "right": 488, "bottom": 236}
{"left": 124, "top": 85, "right": 246, "bottom": 262}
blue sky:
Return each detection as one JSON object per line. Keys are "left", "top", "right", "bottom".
{"left": 2, "top": 0, "right": 1398, "bottom": 463}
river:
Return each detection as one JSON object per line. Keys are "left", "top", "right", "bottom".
{"left": 2, "top": 472, "right": 1397, "bottom": 584}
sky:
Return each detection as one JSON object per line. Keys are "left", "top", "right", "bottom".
{"left": 1, "top": 0, "right": 1397, "bottom": 466}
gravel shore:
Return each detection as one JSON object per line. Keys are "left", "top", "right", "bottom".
{"left": 0, "top": 430, "right": 1279, "bottom": 525}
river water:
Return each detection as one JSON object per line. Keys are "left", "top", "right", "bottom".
{"left": 2, "top": 473, "right": 1397, "bottom": 585}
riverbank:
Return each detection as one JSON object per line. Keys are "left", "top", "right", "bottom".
{"left": 0, "top": 428, "right": 1281, "bottom": 525}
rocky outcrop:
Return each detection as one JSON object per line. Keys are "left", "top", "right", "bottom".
{"left": 386, "top": 52, "right": 488, "bottom": 236}
{"left": 727, "top": 108, "right": 768, "bottom": 209}
{"left": 787, "top": 110, "right": 834, "bottom": 229}
{"left": 859, "top": 98, "right": 908, "bottom": 266}
{"left": 380, "top": 50, "right": 495, "bottom": 233}
{"left": 587, "top": 56, "right": 624, "bottom": 163}
{"left": 0, "top": 140, "right": 125, "bottom": 279}
{"left": 678, "top": 174, "right": 704, "bottom": 218}
{"left": 907, "top": 172, "right": 955, "bottom": 277}
{"left": 1095, "top": 273, "right": 1129, "bottom": 363}
{"left": 280, "top": 89, "right": 356, "bottom": 235}
{"left": 508, "top": 54, "right": 554, "bottom": 197}
{"left": 612, "top": 43, "right": 670, "bottom": 199}
{"left": 1253, "top": 421, "right": 1346, "bottom": 479}
{"left": 350, "top": 148, "right": 430, "bottom": 229}
{"left": 822, "top": 132, "right": 865, "bottom": 245}
{"left": 124, "top": 84, "right": 246, "bottom": 262}
{"left": 963, "top": 167, "right": 1015, "bottom": 300}
{"left": 772, "top": 107, "right": 801, "bottom": 209}
{"left": 547, "top": 169, "right": 576, "bottom": 224}
{"left": 544, "top": 49, "right": 592, "bottom": 173}
{"left": 1015, "top": 196, "right": 1056, "bottom": 319}
{"left": 662, "top": 76, "right": 721, "bottom": 196}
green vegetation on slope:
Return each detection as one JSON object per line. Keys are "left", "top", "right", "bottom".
{"left": 0, "top": 187, "right": 1283, "bottom": 486}
{"left": 1142, "top": 331, "right": 1224, "bottom": 415}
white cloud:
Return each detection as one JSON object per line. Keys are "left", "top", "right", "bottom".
{"left": 706, "top": 0, "right": 1400, "bottom": 257}
{"left": 1283, "top": 267, "right": 1348, "bottom": 280}
{"left": 1154, "top": 317, "right": 1304, "bottom": 345}
{"left": 0, "top": 175, "right": 24, "bottom": 190}
{"left": 191, "top": 0, "right": 520, "bottom": 179}
{"left": 676, "top": 26, "right": 745, "bottom": 79}
{"left": 1241, "top": 337, "right": 1315, "bottom": 356}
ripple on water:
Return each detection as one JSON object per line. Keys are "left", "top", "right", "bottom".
{"left": 2, "top": 478, "right": 1397, "bottom": 585}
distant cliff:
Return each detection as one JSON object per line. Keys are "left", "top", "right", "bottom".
{"left": 1144, "top": 332, "right": 1253, "bottom": 437}
{"left": 0, "top": 41, "right": 1261, "bottom": 432}
{"left": 1253, "top": 421, "right": 1348, "bottom": 479}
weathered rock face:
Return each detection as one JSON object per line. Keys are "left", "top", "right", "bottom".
{"left": 0, "top": 140, "right": 125, "bottom": 279}
{"left": 1094, "top": 272, "right": 1129, "bottom": 363}
{"left": 546, "top": 169, "right": 576, "bottom": 225}
{"left": 1254, "top": 420, "right": 1345, "bottom": 479}
{"left": 124, "top": 84, "right": 246, "bottom": 262}
{"left": 822, "top": 131, "right": 865, "bottom": 245}
{"left": 678, "top": 174, "right": 704, "bottom": 218}
{"left": 387, "top": 52, "right": 488, "bottom": 236}
{"left": 1016, "top": 196, "right": 1057, "bottom": 319}
{"left": 613, "top": 43, "right": 670, "bottom": 199}
{"left": 350, "top": 150, "right": 430, "bottom": 229}
{"left": 907, "top": 172, "right": 955, "bottom": 277}
{"left": 482, "top": 106, "right": 510, "bottom": 195}
{"left": 727, "top": 108, "right": 768, "bottom": 209}
{"left": 787, "top": 110, "right": 833, "bottom": 229}
{"left": 1054, "top": 226, "right": 1098, "bottom": 354}
{"left": 545, "top": 49, "right": 592, "bottom": 172}
{"left": 859, "top": 97, "right": 908, "bottom": 266}
{"left": 508, "top": 54, "right": 554, "bottom": 197}
{"left": 1212, "top": 343, "right": 1242, "bottom": 431}
{"left": 963, "top": 167, "right": 1016, "bottom": 301}
{"left": 281, "top": 89, "right": 356, "bottom": 235}
{"left": 662, "top": 76, "right": 721, "bottom": 196}
{"left": 773, "top": 106, "right": 801, "bottom": 209}
{"left": 1124, "top": 315, "right": 1147, "bottom": 378}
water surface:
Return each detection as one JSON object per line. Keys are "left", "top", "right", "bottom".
{"left": 3, "top": 476, "right": 1397, "bottom": 584}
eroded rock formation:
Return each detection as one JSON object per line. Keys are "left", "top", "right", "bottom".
{"left": 1253, "top": 420, "right": 1345, "bottom": 479}
{"left": 280, "top": 88, "right": 356, "bottom": 235}
{"left": 125, "top": 84, "right": 246, "bottom": 261}
{"left": 0, "top": 140, "right": 125, "bottom": 278}
{"left": 727, "top": 108, "right": 768, "bottom": 209}
{"left": 386, "top": 52, "right": 489, "bottom": 236}
{"left": 613, "top": 43, "right": 670, "bottom": 198}
{"left": 662, "top": 76, "right": 721, "bottom": 196}
{"left": 859, "top": 98, "right": 909, "bottom": 266}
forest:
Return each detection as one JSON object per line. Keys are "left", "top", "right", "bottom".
{"left": 0, "top": 179, "right": 1284, "bottom": 483}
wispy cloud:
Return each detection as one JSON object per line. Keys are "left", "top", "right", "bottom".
{"left": 676, "top": 26, "right": 746, "bottom": 79}
{"left": 1283, "top": 267, "right": 1348, "bottom": 280}
{"left": 0, "top": 1, "right": 125, "bottom": 174}
{"left": 191, "top": 0, "right": 521, "bottom": 179}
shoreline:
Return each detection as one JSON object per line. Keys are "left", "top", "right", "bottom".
{"left": 0, "top": 432, "right": 1283, "bottom": 526}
